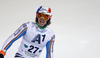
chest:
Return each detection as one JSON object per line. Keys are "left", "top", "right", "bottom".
{"left": 23, "top": 27, "right": 51, "bottom": 46}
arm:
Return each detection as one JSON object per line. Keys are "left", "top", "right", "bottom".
{"left": 46, "top": 35, "right": 55, "bottom": 58}
{"left": 0, "top": 23, "right": 28, "bottom": 56}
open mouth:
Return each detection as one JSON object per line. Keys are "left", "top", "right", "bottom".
{"left": 40, "top": 21, "right": 45, "bottom": 26}
{"left": 40, "top": 21, "right": 45, "bottom": 23}
{"left": 39, "top": 19, "right": 45, "bottom": 26}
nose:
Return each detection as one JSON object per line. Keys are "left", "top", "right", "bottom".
{"left": 40, "top": 17, "right": 44, "bottom": 21}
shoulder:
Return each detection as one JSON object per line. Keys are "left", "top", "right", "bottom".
{"left": 22, "top": 21, "right": 36, "bottom": 28}
{"left": 47, "top": 27, "right": 54, "bottom": 33}
{"left": 46, "top": 27, "right": 55, "bottom": 37}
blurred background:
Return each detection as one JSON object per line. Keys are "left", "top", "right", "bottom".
{"left": 0, "top": 0, "right": 100, "bottom": 58}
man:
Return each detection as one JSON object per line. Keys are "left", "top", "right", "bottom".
{"left": 0, "top": 6, "right": 55, "bottom": 58}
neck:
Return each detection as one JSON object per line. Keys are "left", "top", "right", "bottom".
{"left": 36, "top": 23, "right": 47, "bottom": 30}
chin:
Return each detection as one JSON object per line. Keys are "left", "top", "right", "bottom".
{"left": 39, "top": 24, "right": 44, "bottom": 27}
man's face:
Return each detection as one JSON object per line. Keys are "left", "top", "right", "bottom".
{"left": 37, "top": 13, "right": 49, "bottom": 27}
{"left": 38, "top": 17, "right": 47, "bottom": 27}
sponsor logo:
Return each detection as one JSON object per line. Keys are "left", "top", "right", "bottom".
{"left": 25, "top": 51, "right": 37, "bottom": 57}
{"left": 39, "top": 50, "right": 42, "bottom": 53}
{"left": 14, "top": 28, "right": 22, "bottom": 36}
{"left": 24, "top": 44, "right": 28, "bottom": 48}
{"left": 40, "top": 8, "right": 48, "bottom": 12}
{"left": 23, "top": 24, "right": 27, "bottom": 28}
{"left": 53, "top": 35, "right": 55, "bottom": 39}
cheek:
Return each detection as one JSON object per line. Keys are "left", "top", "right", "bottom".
{"left": 44, "top": 21, "right": 47, "bottom": 24}
{"left": 38, "top": 19, "right": 40, "bottom": 23}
